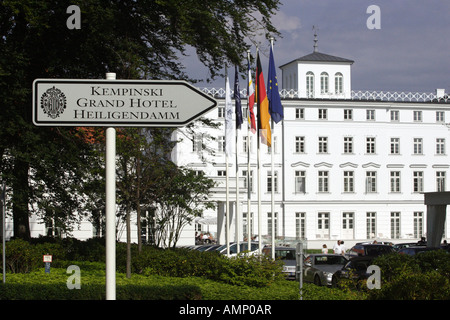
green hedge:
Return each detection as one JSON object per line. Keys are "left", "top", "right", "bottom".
{"left": 367, "top": 250, "right": 450, "bottom": 300}
{"left": 0, "top": 283, "right": 202, "bottom": 300}
{"left": 1, "top": 238, "right": 283, "bottom": 288}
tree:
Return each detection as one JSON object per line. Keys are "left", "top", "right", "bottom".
{"left": 0, "top": 0, "right": 281, "bottom": 239}
{"left": 150, "top": 167, "right": 216, "bottom": 248}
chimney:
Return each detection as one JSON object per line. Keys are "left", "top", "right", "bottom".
{"left": 436, "top": 88, "right": 446, "bottom": 98}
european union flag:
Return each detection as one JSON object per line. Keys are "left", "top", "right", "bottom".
{"left": 267, "top": 46, "right": 283, "bottom": 123}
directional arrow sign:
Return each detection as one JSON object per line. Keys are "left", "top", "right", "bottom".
{"left": 32, "top": 79, "right": 217, "bottom": 127}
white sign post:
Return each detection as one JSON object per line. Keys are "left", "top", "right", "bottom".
{"left": 33, "top": 76, "right": 217, "bottom": 300}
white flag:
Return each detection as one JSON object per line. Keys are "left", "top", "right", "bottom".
{"left": 225, "top": 75, "right": 234, "bottom": 157}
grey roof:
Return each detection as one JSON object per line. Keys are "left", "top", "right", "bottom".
{"left": 280, "top": 51, "right": 354, "bottom": 68}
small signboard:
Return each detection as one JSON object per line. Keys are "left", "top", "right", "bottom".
{"left": 32, "top": 79, "right": 217, "bottom": 127}
{"left": 43, "top": 255, "right": 53, "bottom": 263}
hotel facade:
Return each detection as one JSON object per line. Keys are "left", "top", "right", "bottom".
{"left": 173, "top": 49, "right": 450, "bottom": 249}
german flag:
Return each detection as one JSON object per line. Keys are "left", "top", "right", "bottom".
{"left": 255, "top": 53, "right": 271, "bottom": 146}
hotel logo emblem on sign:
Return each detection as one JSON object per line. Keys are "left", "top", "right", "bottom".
{"left": 40, "top": 86, "right": 67, "bottom": 119}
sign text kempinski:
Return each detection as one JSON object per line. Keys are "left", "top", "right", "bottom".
{"left": 33, "top": 79, "right": 217, "bottom": 127}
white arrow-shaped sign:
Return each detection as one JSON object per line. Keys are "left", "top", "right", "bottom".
{"left": 33, "top": 79, "right": 217, "bottom": 127}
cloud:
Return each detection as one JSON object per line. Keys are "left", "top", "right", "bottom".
{"left": 272, "top": 11, "right": 302, "bottom": 39}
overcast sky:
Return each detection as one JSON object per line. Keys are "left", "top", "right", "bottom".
{"left": 186, "top": 0, "right": 450, "bottom": 93}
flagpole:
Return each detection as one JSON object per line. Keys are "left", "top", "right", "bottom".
{"left": 247, "top": 50, "right": 252, "bottom": 252}
{"left": 225, "top": 65, "right": 230, "bottom": 257}
{"left": 270, "top": 37, "right": 275, "bottom": 260}
{"left": 267, "top": 37, "right": 284, "bottom": 259}
{"left": 256, "top": 47, "right": 262, "bottom": 255}
{"left": 234, "top": 68, "right": 240, "bottom": 254}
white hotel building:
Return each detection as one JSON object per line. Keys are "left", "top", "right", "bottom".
{"left": 173, "top": 49, "right": 450, "bottom": 249}
{"left": 7, "top": 49, "right": 449, "bottom": 249}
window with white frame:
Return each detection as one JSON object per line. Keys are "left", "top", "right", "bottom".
{"left": 306, "top": 72, "right": 314, "bottom": 98}
{"left": 296, "top": 212, "right": 306, "bottom": 239}
{"left": 318, "top": 109, "right": 327, "bottom": 120}
{"left": 267, "top": 136, "right": 277, "bottom": 154}
{"left": 218, "top": 136, "right": 225, "bottom": 153}
{"left": 436, "top": 138, "right": 445, "bottom": 154}
{"left": 243, "top": 136, "right": 253, "bottom": 154}
{"left": 413, "top": 111, "right": 422, "bottom": 122}
{"left": 343, "top": 171, "right": 354, "bottom": 192}
{"left": 218, "top": 107, "right": 225, "bottom": 118}
{"left": 318, "top": 171, "right": 329, "bottom": 192}
{"left": 413, "top": 138, "right": 423, "bottom": 155}
{"left": 366, "top": 110, "right": 375, "bottom": 121}
{"left": 217, "top": 170, "right": 226, "bottom": 177}
{"left": 344, "top": 109, "right": 353, "bottom": 120}
{"left": 366, "top": 137, "right": 376, "bottom": 154}
{"left": 436, "top": 111, "right": 445, "bottom": 123}
{"left": 335, "top": 73, "right": 343, "bottom": 94}
{"left": 342, "top": 212, "right": 354, "bottom": 230}
{"left": 295, "top": 108, "right": 305, "bottom": 120}
{"left": 192, "top": 133, "right": 203, "bottom": 152}
{"left": 390, "top": 110, "right": 399, "bottom": 121}
{"left": 242, "top": 170, "right": 253, "bottom": 193}
{"left": 436, "top": 171, "right": 446, "bottom": 191}
{"left": 390, "top": 212, "right": 401, "bottom": 239}
{"left": 267, "top": 171, "right": 278, "bottom": 193}
{"left": 414, "top": 212, "right": 423, "bottom": 239}
{"left": 390, "top": 171, "right": 401, "bottom": 193}
{"left": 343, "top": 137, "right": 353, "bottom": 154}
{"left": 243, "top": 212, "right": 254, "bottom": 238}
{"left": 295, "top": 136, "right": 305, "bottom": 153}
{"left": 318, "top": 212, "right": 329, "bottom": 232}
{"left": 413, "top": 171, "right": 424, "bottom": 193}
{"left": 366, "top": 212, "right": 376, "bottom": 239}
{"left": 390, "top": 138, "right": 400, "bottom": 154}
{"left": 295, "top": 170, "right": 306, "bottom": 193}
{"left": 366, "top": 171, "right": 377, "bottom": 193}
{"left": 320, "top": 72, "right": 329, "bottom": 94}
{"left": 267, "top": 212, "right": 278, "bottom": 237}
{"left": 318, "top": 136, "right": 328, "bottom": 153}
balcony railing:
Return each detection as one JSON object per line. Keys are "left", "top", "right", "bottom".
{"left": 199, "top": 88, "right": 449, "bottom": 103}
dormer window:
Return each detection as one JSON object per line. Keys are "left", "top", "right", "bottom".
{"left": 335, "top": 72, "right": 343, "bottom": 94}
{"left": 320, "top": 72, "right": 329, "bottom": 94}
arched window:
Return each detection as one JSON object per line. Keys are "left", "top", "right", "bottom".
{"left": 335, "top": 72, "right": 343, "bottom": 94}
{"left": 320, "top": 72, "right": 329, "bottom": 94}
{"left": 306, "top": 72, "right": 314, "bottom": 98}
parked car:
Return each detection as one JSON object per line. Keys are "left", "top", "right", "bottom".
{"left": 397, "top": 246, "right": 447, "bottom": 256}
{"left": 392, "top": 242, "right": 421, "bottom": 251}
{"left": 262, "top": 247, "right": 297, "bottom": 280}
{"left": 345, "top": 244, "right": 395, "bottom": 259}
{"left": 216, "top": 242, "right": 260, "bottom": 256}
{"left": 194, "top": 244, "right": 221, "bottom": 252}
{"left": 303, "top": 254, "right": 348, "bottom": 286}
{"left": 332, "top": 256, "right": 375, "bottom": 288}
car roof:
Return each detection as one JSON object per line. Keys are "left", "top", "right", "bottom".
{"left": 353, "top": 244, "right": 392, "bottom": 247}
{"left": 348, "top": 256, "right": 376, "bottom": 262}
{"left": 307, "top": 253, "right": 346, "bottom": 257}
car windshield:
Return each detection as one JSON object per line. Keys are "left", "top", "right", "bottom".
{"left": 276, "top": 249, "right": 295, "bottom": 260}
{"left": 314, "top": 255, "right": 347, "bottom": 265}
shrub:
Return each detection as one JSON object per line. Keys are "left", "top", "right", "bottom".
{"left": 368, "top": 271, "right": 450, "bottom": 300}
{"left": 1, "top": 239, "right": 42, "bottom": 273}
{"left": 217, "top": 254, "right": 284, "bottom": 287}
{"left": 367, "top": 251, "right": 450, "bottom": 300}
{"left": 372, "top": 252, "right": 419, "bottom": 283}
